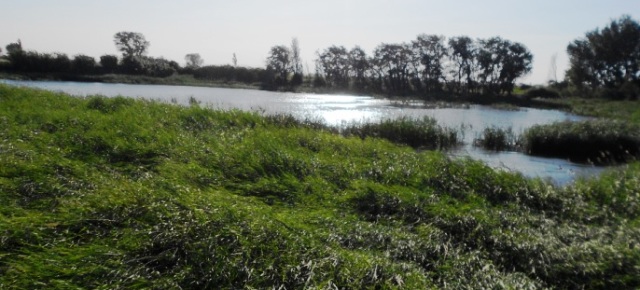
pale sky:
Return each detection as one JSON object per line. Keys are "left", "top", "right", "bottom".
{"left": 1, "top": 0, "right": 638, "bottom": 85}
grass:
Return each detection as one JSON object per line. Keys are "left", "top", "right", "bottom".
{"left": 473, "top": 127, "right": 518, "bottom": 151}
{"left": 0, "top": 84, "right": 639, "bottom": 289}
{"left": 341, "top": 116, "right": 460, "bottom": 150}
{"left": 521, "top": 120, "right": 640, "bottom": 164}
{"left": 552, "top": 97, "right": 640, "bottom": 124}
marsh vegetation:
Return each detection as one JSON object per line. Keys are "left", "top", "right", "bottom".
{"left": 1, "top": 85, "right": 639, "bottom": 289}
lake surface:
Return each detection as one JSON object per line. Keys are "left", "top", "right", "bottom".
{"left": 1, "top": 79, "right": 606, "bottom": 185}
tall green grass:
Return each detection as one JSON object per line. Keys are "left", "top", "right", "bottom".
{"left": 341, "top": 116, "right": 460, "bottom": 149}
{"left": 522, "top": 120, "right": 640, "bottom": 164}
{"left": 473, "top": 126, "right": 518, "bottom": 151}
{"left": 1, "top": 84, "right": 639, "bottom": 289}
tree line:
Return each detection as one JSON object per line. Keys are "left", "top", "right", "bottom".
{"left": 0, "top": 32, "right": 268, "bottom": 84}
{"left": 305, "top": 35, "right": 533, "bottom": 97}
{"left": 2, "top": 15, "right": 638, "bottom": 99}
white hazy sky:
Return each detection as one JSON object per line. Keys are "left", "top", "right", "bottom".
{"left": 1, "top": 0, "right": 638, "bottom": 85}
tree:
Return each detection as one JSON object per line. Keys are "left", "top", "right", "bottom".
{"left": 566, "top": 15, "right": 640, "bottom": 97}
{"left": 372, "top": 43, "right": 413, "bottom": 94}
{"left": 265, "top": 45, "right": 292, "bottom": 87}
{"left": 411, "top": 34, "right": 448, "bottom": 93}
{"left": 448, "top": 36, "right": 476, "bottom": 94}
{"left": 185, "top": 53, "right": 203, "bottom": 69}
{"left": 113, "top": 32, "right": 149, "bottom": 57}
{"left": 349, "top": 46, "right": 369, "bottom": 90}
{"left": 476, "top": 37, "right": 532, "bottom": 95}
{"left": 100, "top": 55, "right": 119, "bottom": 73}
{"left": 6, "top": 40, "right": 22, "bottom": 55}
{"left": 317, "top": 45, "right": 350, "bottom": 88}
{"left": 290, "top": 38, "right": 303, "bottom": 86}
{"left": 72, "top": 54, "right": 97, "bottom": 74}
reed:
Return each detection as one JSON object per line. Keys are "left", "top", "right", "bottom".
{"left": 341, "top": 116, "right": 460, "bottom": 149}
{"left": 473, "top": 126, "right": 518, "bottom": 151}
{"left": 522, "top": 119, "right": 640, "bottom": 164}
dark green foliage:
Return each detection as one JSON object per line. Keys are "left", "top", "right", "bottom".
{"left": 1, "top": 85, "right": 639, "bottom": 289}
{"left": 71, "top": 54, "right": 97, "bottom": 74}
{"left": 99, "top": 54, "right": 118, "bottom": 73}
{"left": 193, "top": 65, "right": 266, "bottom": 84}
{"left": 7, "top": 50, "right": 71, "bottom": 73}
{"left": 522, "top": 119, "right": 640, "bottom": 164}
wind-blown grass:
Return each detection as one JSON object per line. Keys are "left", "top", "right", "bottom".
{"left": 1, "top": 84, "right": 639, "bottom": 289}
{"left": 522, "top": 119, "right": 640, "bottom": 164}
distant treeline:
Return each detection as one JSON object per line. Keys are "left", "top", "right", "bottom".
{"left": 2, "top": 15, "right": 639, "bottom": 99}
{"left": 0, "top": 33, "right": 533, "bottom": 98}
{"left": 310, "top": 35, "right": 533, "bottom": 97}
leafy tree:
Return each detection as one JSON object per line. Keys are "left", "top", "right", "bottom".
{"left": 476, "top": 37, "right": 532, "bottom": 95}
{"left": 349, "top": 46, "right": 369, "bottom": 90}
{"left": 185, "top": 53, "right": 204, "bottom": 69}
{"left": 317, "top": 45, "right": 350, "bottom": 88}
{"left": 100, "top": 55, "right": 119, "bottom": 73}
{"left": 448, "top": 36, "right": 476, "bottom": 94}
{"left": 372, "top": 43, "right": 413, "bottom": 94}
{"left": 411, "top": 34, "right": 448, "bottom": 93}
{"left": 113, "top": 32, "right": 149, "bottom": 58}
{"left": 566, "top": 15, "right": 640, "bottom": 97}
{"left": 72, "top": 55, "right": 97, "bottom": 74}
{"left": 265, "top": 45, "right": 291, "bottom": 87}
{"left": 5, "top": 40, "right": 22, "bottom": 55}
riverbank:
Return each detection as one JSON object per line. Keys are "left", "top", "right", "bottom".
{"left": 1, "top": 85, "right": 638, "bottom": 289}
{"left": 0, "top": 72, "right": 262, "bottom": 90}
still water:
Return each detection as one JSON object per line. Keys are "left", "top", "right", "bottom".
{"left": 1, "top": 80, "right": 606, "bottom": 185}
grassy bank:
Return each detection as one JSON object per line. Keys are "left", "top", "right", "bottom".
{"left": 1, "top": 85, "right": 639, "bottom": 289}
{"left": 0, "top": 72, "right": 261, "bottom": 90}
{"left": 552, "top": 97, "right": 640, "bottom": 124}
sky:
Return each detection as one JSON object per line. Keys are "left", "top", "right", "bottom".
{"left": 1, "top": 0, "right": 638, "bottom": 85}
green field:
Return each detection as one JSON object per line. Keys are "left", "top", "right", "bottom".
{"left": 1, "top": 85, "right": 639, "bottom": 289}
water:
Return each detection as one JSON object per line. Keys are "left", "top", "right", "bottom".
{"left": 1, "top": 79, "right": 606, "bottom": 185}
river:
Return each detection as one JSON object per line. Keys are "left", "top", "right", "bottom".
{"left": 1, "top": 79, "right": 606, "bottom": 185}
